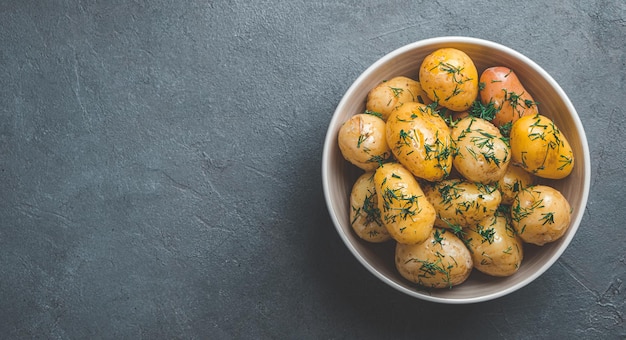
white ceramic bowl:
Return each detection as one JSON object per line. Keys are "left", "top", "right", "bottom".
{"left": 322, "top": 36, "right": 590, "bottom": 304}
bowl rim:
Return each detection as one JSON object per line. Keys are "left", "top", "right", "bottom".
{"left": 321, "top": 36, "right": 591, "bottom": 304}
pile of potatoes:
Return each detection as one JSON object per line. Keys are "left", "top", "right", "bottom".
{"left": 338, "top": 48, "right": 575, "bottom": 289}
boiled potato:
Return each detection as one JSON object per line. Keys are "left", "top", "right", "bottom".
{"left": 338, "top": 113, "right": 391, "bottom": 171}
{"left": 463, "top": 214, "right": 523, "bottom": 277}
{"left": 451, "top": 116, "right": 511, "bottom": 184}
{"left": 386, "top": 102, "right": 453, "bottom": 181}
{"left": 374, "top": 162, "right": 436, "bottom": 245}
{"left": 497, "top": 164, "right": 535, "bottom": 205}
{"left": 511, "top": 185, "right": 572, "bottom": 246}
{"left": 424, "top": 178, "right": 501, "bottom": 229}
{"left": 366, "top": 76, "right": 432, "bottom": 121}
{"left": 337, "top": 47, "right": 580, "bottom": 289}
{"left": 419, "top": 48, "right": 478, "bottom": 111}
{"left": 479, "top": 67, "right": 538, "bottom": 128}
{"left": 510, "top": 114, "right": 574, "bottom": 179}
{"left": 395, "top": 228, "right": 473, "bottom": 288}
{"left": 350, "top": 172, "right": 391, "bottom": 243}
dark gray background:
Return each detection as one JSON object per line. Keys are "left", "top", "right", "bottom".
{"left": 1, "top": 0, "right": 624, "bottom": 338}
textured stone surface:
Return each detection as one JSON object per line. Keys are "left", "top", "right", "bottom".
{"left": 0, "top": 0, "right": 624, "bottom": 338}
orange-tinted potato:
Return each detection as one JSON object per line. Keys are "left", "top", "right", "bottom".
{"left": 419, "top": 48, "right": 479, "bottom": 112}
{"left": 510, "top": 114, "right": 574, "bottom": 179}
{"left": 479, "top": 67, "right": 538, "bottom": 128}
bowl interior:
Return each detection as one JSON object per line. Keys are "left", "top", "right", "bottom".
{"left": 322, "top": 37, "right": 590, "bottom": 303}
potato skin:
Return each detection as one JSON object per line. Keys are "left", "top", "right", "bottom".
{"left": 350, "top": 172, "right": 391, "bottom": 243}
{"left": 497, "top": 164, "right": 535, "bottom": 205}
{"left": 511, "top": 185, "right": 572, "bottom": 246}
{"left": 424, "top": 179, "right": 501, "bottom": 230}
{"left": 338, "top": 113, "right": 391, "bottom": 171}
{"left": 463, "top": 214, "right": 523, "bottom": 277}
{"left": 366, "top": 76, "right": 432, "bottom": 121}
{"left": 451, "top": 117, "right": 511, "bottom": 184}
{"left": 386, "top": 102, "right": 453, "bottom": 181}
{"left": 510, "top": 114, "right": 574, "bottom": 179}
{"left": 419, "top": 48, "right": 478, "bottom": 111}
{"left": 395, "top": 228, "right": 473, "bottom": 288}
{"left": 374, "top": 163, "right": 436, "bottom": 245}
{"left": 479, "top": 67, "right": 538, "bottom": 128}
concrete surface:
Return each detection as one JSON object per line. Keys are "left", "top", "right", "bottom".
{"left": 0, "top": 0, "right": 624, "bottom": 338}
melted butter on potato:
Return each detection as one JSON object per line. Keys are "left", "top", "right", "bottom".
{"left": 395, "top": 228, "right": 473, "bottom": 288}
{"left": 338, "top": 113, "right": 391, "bottom": 171}
{"left": 374, "top": 163, "right": 436, "bottom": 245}
{"left": 451, "top": 116, "right": 511, "bottom": 184}
{"left": 511, "top": 185, "right": 572, "bottom": 246}
{"left": 419, "top": 48, "right": 478, "bottom": 112}
{"left": 386, "top": 102, "right": 453, "bottom": 182}
{"left": 366, "top": 76, "right": 432, "bottom": 121}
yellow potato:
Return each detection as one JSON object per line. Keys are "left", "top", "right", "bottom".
{"left": 336, "top": 47, "right": 580, "bottom": 289}
{"left": 511, "top": 185, "right": 572, "bottom": 246}
{"left": 497, "top": 164, "right": 535, "bottom": 205}
{"left": 374, "top": 163, "right": 436, "bottom": 245}
{"left": 419, "top": 48, "right": 479, "bottom": 111}
{"left": 510, "top": 114, "right": 574, "bottom": 179}
{"left": 395, "top": 228, "right": 473, "bottom": 288}
{"left": 451, "top": 116, "right": 511, "bottom": 184}
{"left": 350, "top": 172, "right": 391, "bottom": 243}
{"left": 386, "top": 102, "right": 453, "bottom": 181}
{"left": 424, "top": 179, "right": 501, "bottom": 230}
{"left": 338, "top": 113, "right": 391, "bottom": 171}
{"left": 463, "top": 214, "right": 523, "bottom": 277}
{"left": 366, "top": 76, "right": 432, "bottom": 121}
